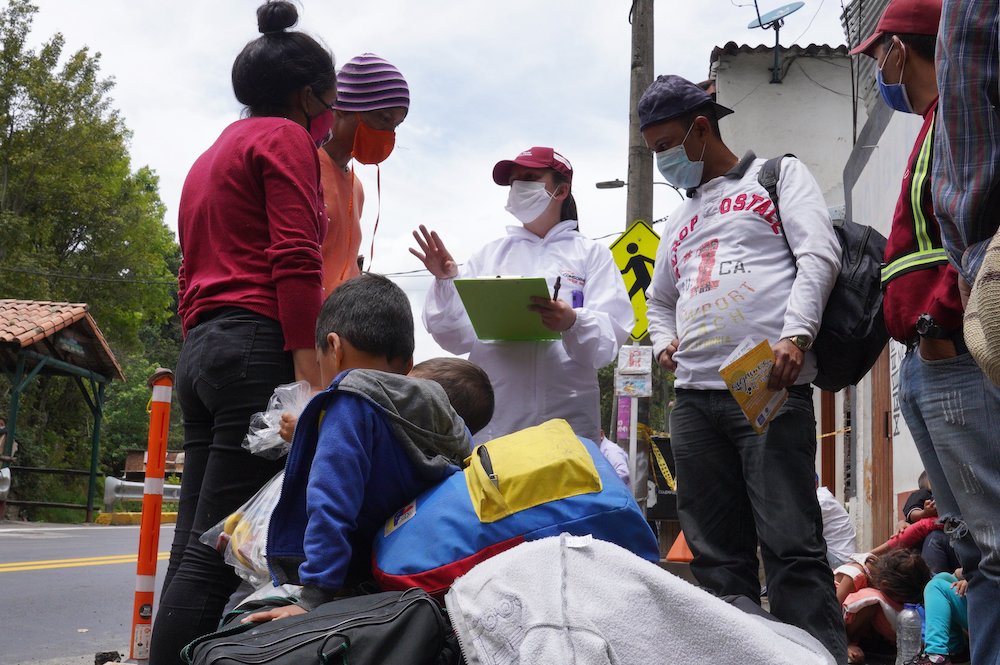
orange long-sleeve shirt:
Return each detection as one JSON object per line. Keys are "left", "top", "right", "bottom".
{"left": 318, "top": 149, "right": 364, "bottom": 294}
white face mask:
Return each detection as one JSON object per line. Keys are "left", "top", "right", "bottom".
{"left": 505, "top": 180, "right": 553, "bottom": 224}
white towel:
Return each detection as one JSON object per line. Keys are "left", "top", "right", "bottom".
{"left": 445, "top": 534, "right": 837, "bottom": 665}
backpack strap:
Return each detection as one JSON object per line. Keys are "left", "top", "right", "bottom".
{"left": 758, "top": 153, "right": 796, "bottom": 255}
{"left": 757, "top": 153, "right": 795, "bottom": 223}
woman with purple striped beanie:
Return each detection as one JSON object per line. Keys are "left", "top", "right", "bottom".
{"left": 319, "top": 53, "right": 409, "bottom": 293}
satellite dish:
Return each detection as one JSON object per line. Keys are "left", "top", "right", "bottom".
{"left": 747, "top": 1, "right": 804, "bottom": 29}
{"left": 747, "top": 1, "right": 805, "bottom": 84}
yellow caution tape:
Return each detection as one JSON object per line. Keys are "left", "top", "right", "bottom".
{"left": 640, "top": 423, "right": 676, "bottom": 492}
{"left": 817, "top": 426, "right": 852, "bottom": 440}
{"left": 650, "top": 444, "right": 676, "bottom": 491}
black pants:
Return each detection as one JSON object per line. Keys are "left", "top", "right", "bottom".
{"left": 670, "top": 386, "right": 847, "bottom": 664}
{"left": 921, "top": 528, "right": 961, "bottom": 575}
{"left": 149, "top": 308, "right": 290, "bottom": 664}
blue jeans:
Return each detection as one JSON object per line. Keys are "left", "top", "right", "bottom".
{"left": 670, "top": 386, "right": 847, "bottom": 663}
{"left": 923, "top": 572, "right": 968, "bottom": 656}
{"left": 899, "top": 349, "right": 1000, "bottom": 665}
{"left": 922, "top": 528, "right": 961, "bottom": 575}
{"left": 149, "top": 308, "right": 291, "bottom": 664}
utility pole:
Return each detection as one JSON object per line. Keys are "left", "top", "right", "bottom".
{"left": 626, "top": 0, "right": 654, "bottom": 230}
{"left": 615, "top": 0, "right": 658, "bottom": 536}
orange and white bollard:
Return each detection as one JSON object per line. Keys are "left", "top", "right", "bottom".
{"left": 130, "top": 368, "right": 174, "bottom": 661}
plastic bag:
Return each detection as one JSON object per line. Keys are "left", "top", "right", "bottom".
{"left": 243, "top": 380, "right": 313, "bottom": 459}
{"left": 200, "top": 471, "right": 284, "bottom": 588}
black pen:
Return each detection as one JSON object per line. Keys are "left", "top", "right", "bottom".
{"left": 552, "top": 276, "right": 561, "bottom": 301}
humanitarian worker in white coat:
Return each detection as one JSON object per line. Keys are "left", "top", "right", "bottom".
{"left": 640, "top": 75, "right": 847, "bottom": 663}
{"left": 410, "top": 147, "right": 633, "bottom": 444}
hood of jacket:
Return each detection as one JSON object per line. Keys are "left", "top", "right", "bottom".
{"left": 333, "top": 369, "right": 472, "bottom": 476}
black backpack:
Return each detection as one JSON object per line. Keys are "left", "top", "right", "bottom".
{"left": 181, "top": 589, "right": 462, "bottom": 665}
{"left": 758, "top": 155, "right": 889, "bottom": 393}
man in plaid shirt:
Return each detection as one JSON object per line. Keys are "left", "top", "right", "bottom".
{"left": 930, "top": 3, "right": 1000, "bottom": 664}
{"left": 933, "top": 2, "right": 1000, "bottom": 292}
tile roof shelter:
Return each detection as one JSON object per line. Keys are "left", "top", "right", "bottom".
{"left": 0, "top": 299, "right": 125, "bottom": 521}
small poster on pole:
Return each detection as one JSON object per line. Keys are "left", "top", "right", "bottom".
{"left": 616, "top": 396, "right": 631, "bottom": 442}
{"left": 615, "top": 371, "right": 653, "bottom": 397}
{"left": 615, "top": 346, "right": 653, "bottom": 397}
{"left": 618, "top": 346, "right": 653, "bottom": 374}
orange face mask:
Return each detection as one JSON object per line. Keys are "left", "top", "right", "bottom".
{"left": 352, "top": 114, "right": 396, "bottom": 165}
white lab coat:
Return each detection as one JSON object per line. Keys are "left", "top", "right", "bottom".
{"left": 424, "top": 220, "right": 633, "bottom": 443}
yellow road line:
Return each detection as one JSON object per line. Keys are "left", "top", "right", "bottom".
{"left": 0, "top": 552, "right": 169, "bottom": 573}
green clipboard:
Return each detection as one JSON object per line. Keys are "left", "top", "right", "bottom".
{"left": 454, "top": 277, "right": 560, "bottom": 341}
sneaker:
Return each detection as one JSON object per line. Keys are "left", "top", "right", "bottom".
{"left": 904, "top": 653, "right": 952, "bottom": 665}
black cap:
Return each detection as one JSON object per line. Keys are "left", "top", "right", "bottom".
{"left": 638, "top": 74, "right": 734, "bottom": 131}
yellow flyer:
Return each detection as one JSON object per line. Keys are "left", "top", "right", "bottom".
{"left": 719, "top": 337, "right": 788, "bottom": 433}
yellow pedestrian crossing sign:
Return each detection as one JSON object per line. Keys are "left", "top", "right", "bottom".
{"left": 610, "top": 220, "right": 660, "bottom": 340}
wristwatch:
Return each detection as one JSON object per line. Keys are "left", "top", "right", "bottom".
{"left": 915, "top": 313, "right": 943, "bottom": 338}
{"left": 783, "top": 334, "right": 812, "bottom": 351}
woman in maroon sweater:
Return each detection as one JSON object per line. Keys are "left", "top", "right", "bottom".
{"left": 150, "top": 2, "right": 336, "bottom": 662}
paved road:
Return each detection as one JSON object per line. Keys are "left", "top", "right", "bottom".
{"left": 0, "top": 521, "right": 173, "bottom": 665}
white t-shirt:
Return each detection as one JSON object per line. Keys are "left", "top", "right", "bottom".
{"left": 816, "top": 486, "right": 857, "bottom": 567}
{"left": 599, "top": 436, "right": 631, "bottom": 485}
{"left": 646, "top": 152, "right": 841, "bottom": 389}
{"left": 424, "top": 220, "right": 633, "bottom": 443}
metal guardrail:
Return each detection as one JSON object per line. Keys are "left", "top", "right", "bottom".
{"left": 3, "top": 466, "right": 102, "bottom": 519}
{"left": 103, "top": 477, "right": 180, "bottom": 513}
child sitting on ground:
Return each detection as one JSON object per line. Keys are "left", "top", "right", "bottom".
{"left": 898, "top": 471, "right": 957, "bottom": 575}
{"left": 868, "top": 515, "right": 943, "bottom": 558}
{"left": 904, "top": 569, "right": 969, "bottom": 665}
{"left": 408, "top": 357, "right": 495, "bottom": 436}
{"left": 835, "top": 548, "right": 931, "bottom": 664}
{"left": 245, "top": 274, "right": 494, "bottom": 622}
{"left": 277, "top": 358, "right": 495, "bottom": 443}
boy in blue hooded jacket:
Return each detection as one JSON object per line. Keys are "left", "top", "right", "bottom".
{"left": 251, "top": 274, "right": 493, "bottom": 620}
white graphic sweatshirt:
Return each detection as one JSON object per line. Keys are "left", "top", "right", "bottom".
{"left": 646, "top": 152, "right": 840, "bottom": 389}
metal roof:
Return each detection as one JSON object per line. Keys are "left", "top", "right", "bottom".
{"left": 710, "top": 42, "right": 850, "bottom": 64}
{"left": 842, "top": 0, "right": 892, "bottom": 114}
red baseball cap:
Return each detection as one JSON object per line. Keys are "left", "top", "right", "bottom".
{"left": 492, "top": 147, "right": 573, "bottom": 186}
{"left": 849, "top": 0, "right": 942, "bottom": 57}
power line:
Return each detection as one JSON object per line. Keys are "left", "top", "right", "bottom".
{"left": 796, "top": 59, "right": 853, "bottom": 97}
{"left": 3, "top": 219, "right": 674, "bottom": 282}
{"left": 384, "top": 220, "right": 671, "bottom": 276}
{"left": 790, "top": 0, "right": 826, "bottom": 44}
{"left": 0, "top": 265, "right": 176, "bottom": 285}
{"left": 727, "top": 79, "right": 770, "bottom": 108}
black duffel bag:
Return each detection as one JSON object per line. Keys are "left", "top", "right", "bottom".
{"left": 181, "top": 588, "right": 461, "bottom": 665}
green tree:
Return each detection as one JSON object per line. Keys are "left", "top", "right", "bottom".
{"left": 0, "top": 1, "right": 176, "bottom": 351}
{"left": 0, "top": 0, "right": 180, "bottom": 502}
{"left": 599, "top": 357, "right": 675, "bottom": 437}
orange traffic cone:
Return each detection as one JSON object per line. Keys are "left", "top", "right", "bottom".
{"left": 667, "top": 531, "right": 694, "bottom": 563}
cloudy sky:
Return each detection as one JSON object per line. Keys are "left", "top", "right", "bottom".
{"left": 30, "top": 0, "right": 850, "bottom": 360}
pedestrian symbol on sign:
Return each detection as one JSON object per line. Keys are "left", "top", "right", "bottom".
{"left": 609, "top": 221, "right": 661, "bottom": 341}
{"left": 621, "top": 242, "right": 655, "bottom": 299}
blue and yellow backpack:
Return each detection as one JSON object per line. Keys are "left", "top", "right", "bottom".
{"left": 372, "top": 419, "right": 660, "bottom": 598}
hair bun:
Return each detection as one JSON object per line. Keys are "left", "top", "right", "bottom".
{"left": 256, "top": 0, "right": 298, "bottom": 34}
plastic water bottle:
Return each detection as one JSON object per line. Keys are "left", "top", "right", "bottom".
{"left": 895, "top": 603, "right": 923, "bottom": 665}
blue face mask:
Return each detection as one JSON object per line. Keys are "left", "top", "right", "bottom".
{"left": 877, "top": 41, "right": 914, "bottom": 114}
{"left": 655, "top": 122, "right": 705, "bottom": 189}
